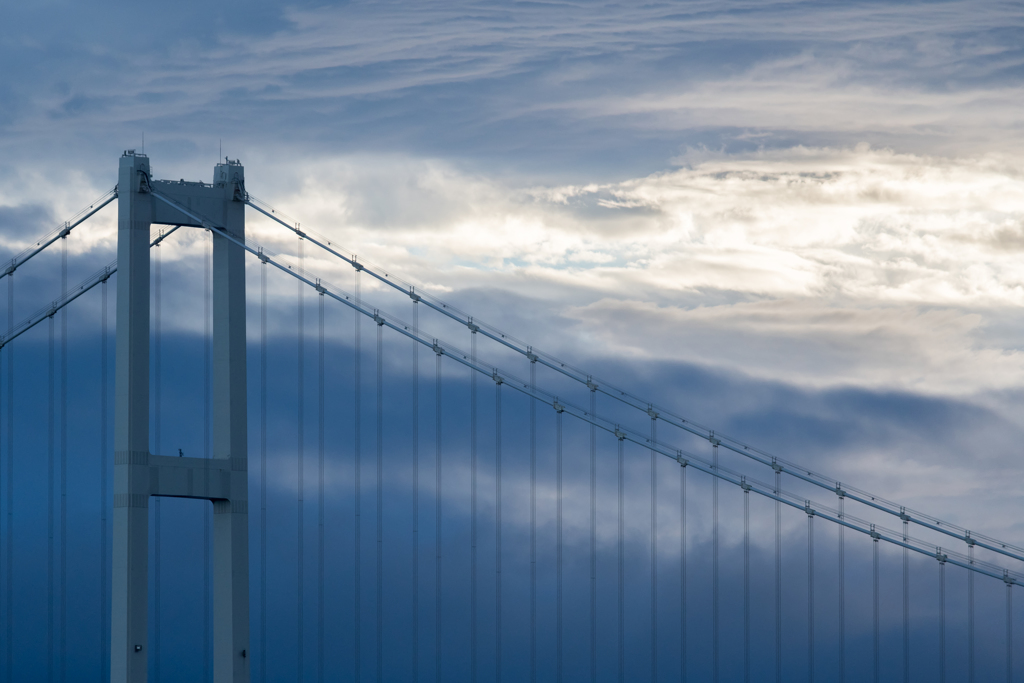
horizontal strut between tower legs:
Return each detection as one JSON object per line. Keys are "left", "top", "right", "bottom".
{"left": 114, "top": 454, "right": 240, "bottom": 502}
{"left": 149, "top": 454, "right": 242, "bottom": 502}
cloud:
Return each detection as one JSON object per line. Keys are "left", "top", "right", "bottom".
{"left": 217, "top": 146, "right": 1024, "bottom": 397}
{"left": 3, "top": 0, "right": 1023, "bottom": 174}
{"left": 6, "top": 144, "right": 1023, "bottom": 399}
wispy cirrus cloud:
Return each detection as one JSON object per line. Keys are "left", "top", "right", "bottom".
{"left": 2, "top": 0, "right": 1023, "bottom": 171}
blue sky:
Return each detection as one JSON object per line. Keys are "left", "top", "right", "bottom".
{"left": 2, "top": 1, "right": 1024, "bottom": 681}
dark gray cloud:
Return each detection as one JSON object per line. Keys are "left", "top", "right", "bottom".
{"left": 2, "top": 0, "right": 1023, "bottom": 178}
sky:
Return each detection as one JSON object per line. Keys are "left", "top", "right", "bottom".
{"left": 2, "top": 1, "right": 1024, "bottom": 681}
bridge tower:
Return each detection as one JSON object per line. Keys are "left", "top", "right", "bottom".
{"left": 112, "top": 151, "right": 250, "bottom": 683}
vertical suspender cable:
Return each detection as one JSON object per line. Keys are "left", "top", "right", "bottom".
{"left": 590, "top": 387, "right": 597, "bottom": 683}
{"left": 318, "top": 289, "right": 325, "bottom": 683}
{"left": 651, "top": 415, "right": 657, "bottom": 683}
{"left": 435, "top": 347, "right": 442, "bottom": 683}
{"left": 376, "top": 316, "right": 383, "bottom": 683}
{"left": 0, "top": 280, "right": 3, "bottom": 680}
{"left": 940, "top": 556, "right": 946, "bottom": 683}
{"left": 530, "top": 355, "right": 537, "bottom": 683}
{"left": 260, "top": 257, "right": 267, "bottom": 683}
{"left": 969, "top": 543, "right": 975, "bottom": 683}
{"left": 556, "top": 406, "right": 563, "bottom": 683}
{"left": 495, "top": 376, "right": 502, "bottom": 683}
{"left": 903, "top": 517, "right": 909, "bottom": 683}
{"left": 744, "top": 483, "right": 750, "bottom": 683}
{"left": 203, "top": 232, "right": 212, "bottom": 681}
{"left": 354, "top": 266, "right": 361, "bottom": 683}
{"left": 839, "top": 494, "right": 845, "bottom": 683}
{"left": 5, "top": 273, "right": 12, "bottom": 683}
{"left": 59, "top": 232, "right": 66, "bottom": 683}
{"left": 617, "top": 433, "right": 625, "bottom": 683}
{"left": 48, "top": 305, "right": 54, "bottom": 683}
{"left": 808, "top": 509, "right": 814, "bottom": 683}
{"left": 775, "top": 466, "right": 782, "bottom": 683}
{"left": 412, "top": 299, "right": 420, "bottom": 682}
{"left": 153, "top": 233, "right": 162, "bottom": 683}
{"left": 873, "top": 534, "right": 879, "bottom": 683}
{"left": 681, "top": 458, "right": 687, "bottom": 683}
{"left": 1007, "top": 580, "right": 1013, "bottom": 683}
{"left": 471, "top": 328, "right": 478, "bottom": 683}
{"left": 101, "top": 276, "right": 109, "bottom": 683}
{"left": 712, "top": 441, "right": 719, "bottom": 683}
{"left": 297, "top": 236, "right": 305, "bottom": 683}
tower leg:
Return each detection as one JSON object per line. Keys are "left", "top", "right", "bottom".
{"left": 213, "top": 502, "right": 250, "bottom": 682}
{"left": 212, "top": 160, "right": 250, "bottom": 683}
{"left": 110, "top": 154, "right": 250, "bottom": 683}
{"left": 111, "top": 152, "right": 152, "bottom": 683}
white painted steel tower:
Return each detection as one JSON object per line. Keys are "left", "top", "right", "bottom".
{"left": 112, "top": 151, "right": 250, "bottom": 683}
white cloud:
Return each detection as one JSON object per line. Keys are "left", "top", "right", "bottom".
{"left": 7, "top": 145, "right": 1023, "bottom": 398}
{"left": 229, "top": 146, "right": 1024, "bottom": 397}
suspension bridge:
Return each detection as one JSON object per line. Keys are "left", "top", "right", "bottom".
{"left": 0, "top": 151, "right": 1020, "bottom": 682}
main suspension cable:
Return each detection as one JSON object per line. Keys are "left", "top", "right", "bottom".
{"left": 175, "top": 198, "right": 1022, "bottom": 583}
{"left": 0, "top": 229, "right": 178, "bottom": 353}
{"left": 0, "top": 188, "right": 117, "bottom": 283}
{"left": 245, "top": 196, "right": 1020, "bottom": 564}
